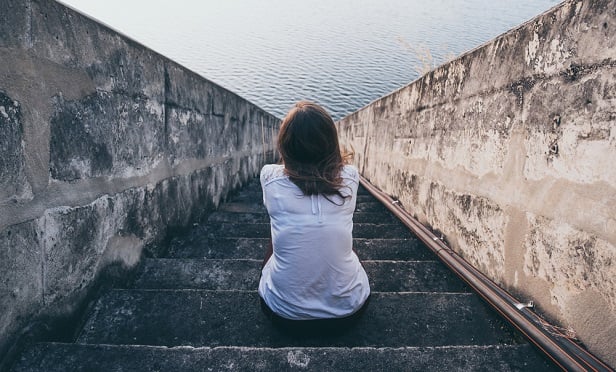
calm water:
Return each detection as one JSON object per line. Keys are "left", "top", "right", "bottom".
{"left": 61, "top": 0, "right": 561, "bottom": 120}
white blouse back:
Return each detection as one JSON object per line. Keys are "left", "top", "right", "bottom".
{"left": 258, "top": 164, "right": 370, "bottom": 320}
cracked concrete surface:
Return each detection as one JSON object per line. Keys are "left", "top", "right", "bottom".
{"left": 338, "top": 0, "right": 616, "bottom": 366}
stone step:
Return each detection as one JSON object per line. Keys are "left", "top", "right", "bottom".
{"left": 9, "top": 177, "right": 560, "bottom": 372}
{"left": 129, "top": 259, "right": 469, "bottom": 293}
{"left": 356, "top": 202, "right": 389, "bottom": 212}
{"left": 166, "top": 237, "right": 436, "bottom": 261}
{"left": 12, "top": 343, "right": 558, "bottom": 371}
{"left": 76, "top": 290, "right": 519, "bottom": 348}
{"left": 227, "top": 182, "right": 372, "bottom": 196}
{"left": 228, "top": 192, "right": 377, "bottom": 204}
{"left": 218, "top": 201, "right": 387, "bottom": 214}
{"left": 218, "top": 202, "right": 267, "bottom": 213}
{"left": 188, "top": 223, "right": 416, "bottom": 239}
{"left": 207, "top": 211, "right": 399, "bottom": 224}
{"left": 224, "top": 179, "right": 370, "bottom": 195}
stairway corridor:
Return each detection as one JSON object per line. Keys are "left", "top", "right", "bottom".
{"left": 11, "top": 179, "right": 558, "bottom": 371}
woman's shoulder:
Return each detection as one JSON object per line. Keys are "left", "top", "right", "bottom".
{"left": 341, "top": 164, "right": 359, "bottom": 182}
{"left": 260, "top": 164, "right": 286, "bottom": 185}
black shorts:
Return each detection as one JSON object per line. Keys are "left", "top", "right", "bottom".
{"left": 259, "top": 295, "right": 371, "bottom": 337}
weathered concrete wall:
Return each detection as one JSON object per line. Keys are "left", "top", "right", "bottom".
{"left": 338, "top": 0, "right": 616, "bottom": 365}
{"left": 0, "top": 0, "right": 278, "bottom": 362}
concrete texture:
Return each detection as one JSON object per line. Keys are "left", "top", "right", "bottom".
{"left": 0, "top": 0, "right": 278, "bottom": 364}
{"left": 195, "top": 222, "right": 416, "bottom": 240}
{"left": 76, "top": 290, "right": 517, "bottom": 347}
{"left": 337, "top": 0, "right": 616, "bottom": 364}
{"left": 0, "top": 221, "right": 43, "bottom": 347}
{"left": 0, "top": 91, "right": 29, "bottom": 201}
{"left": 166, "top": 236, "right": 432, "bottom": 261}
{"left": 131, "top": 259, "right": 469, "bottom": 293}
{"left": 12, "top": 344, "right": 557, "bottom": 372}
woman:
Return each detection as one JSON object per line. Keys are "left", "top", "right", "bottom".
{"left": 258, "top": 101, "right": 370, "bottom": 334}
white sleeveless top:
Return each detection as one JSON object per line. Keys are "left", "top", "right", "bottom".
{"left": 258, "top": 164, "right": 370, "bottom": 320}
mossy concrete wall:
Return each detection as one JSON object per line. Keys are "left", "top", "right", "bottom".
{"left": 0, "top": 0, "right": 278, "bottom": 362}
{"left": 338, "top": 0, "right": 615, "bottom": 365}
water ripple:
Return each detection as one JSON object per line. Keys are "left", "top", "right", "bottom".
{"left": 62, "top": 0, "right": 561, "bottom": 120}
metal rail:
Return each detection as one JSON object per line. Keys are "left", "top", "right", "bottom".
{"left": 359, "top": 176, "right": 613, "bottom": 372}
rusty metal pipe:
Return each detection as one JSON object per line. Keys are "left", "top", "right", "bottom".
{"left": 359, "top": 176, "right": 613, "bottom": 372}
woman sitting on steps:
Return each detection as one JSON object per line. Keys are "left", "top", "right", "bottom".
{"left": 259, "top": 101, "right": 371, "bottom": 335}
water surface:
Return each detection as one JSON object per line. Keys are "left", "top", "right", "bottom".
{"left": 60, "top": 0, "right": 561, "bottom": 120}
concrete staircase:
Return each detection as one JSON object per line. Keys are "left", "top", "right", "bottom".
{"left": 11, "top": 179, "right": 557, "bottom": 371}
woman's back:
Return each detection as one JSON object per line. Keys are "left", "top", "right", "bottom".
{"left": 258, "top": 163, "right": 370, "bottom": 320}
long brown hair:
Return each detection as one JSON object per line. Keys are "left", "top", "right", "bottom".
{"left": 278, "top": 101, "right": 348, "bottom": 198}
